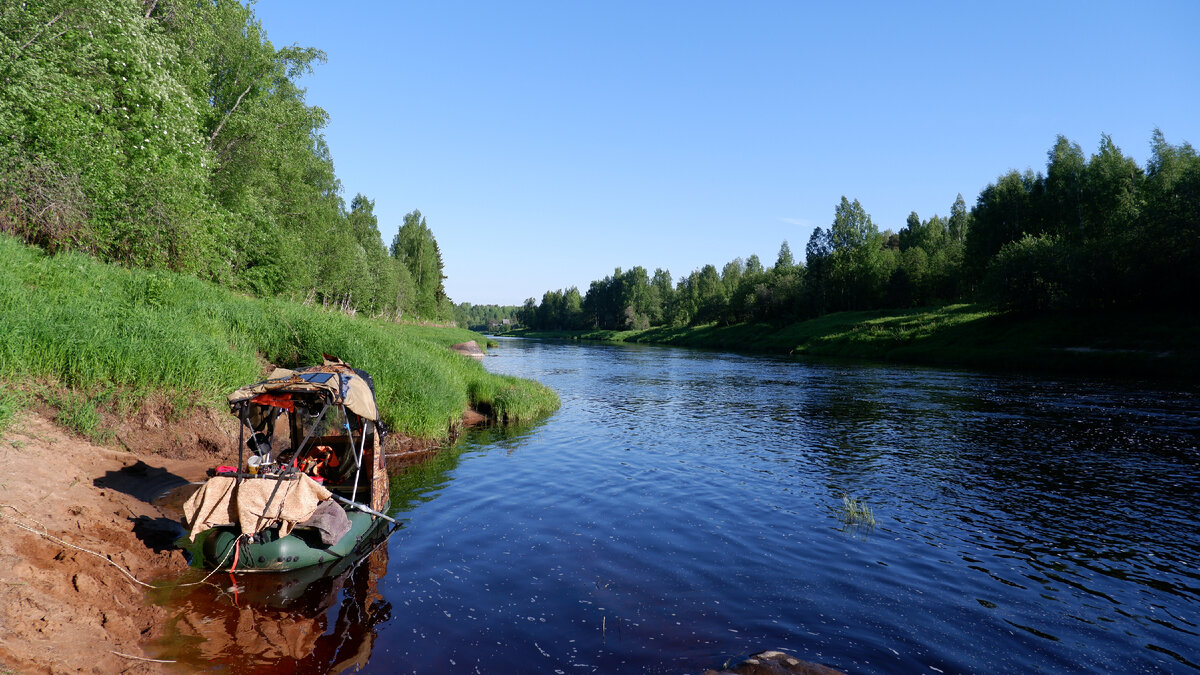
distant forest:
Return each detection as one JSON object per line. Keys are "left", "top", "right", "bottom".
{"left": 0, "top": 0, "right": 453, "bottom": 322}
{"left": 454, "top": 303, "right": 523, "bottom": 332}
{"left": 520, "top": 132, "right": 1199, "bottom": 331}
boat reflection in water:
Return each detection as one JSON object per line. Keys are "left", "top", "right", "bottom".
{"left": 149, "top": 530, "right": 393, "bottom": 673}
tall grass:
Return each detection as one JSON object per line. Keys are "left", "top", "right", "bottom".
{"left": 0, "top": 235, "right": 558, "bottom": 439}
{"left": 0, "top": 390, "right": 21, "bottom": 434}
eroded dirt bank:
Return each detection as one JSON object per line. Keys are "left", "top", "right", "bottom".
{"left": 0, "top": 408, "right": 226, "bottom": 674}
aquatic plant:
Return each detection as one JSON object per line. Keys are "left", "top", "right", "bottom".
{"left": 840, "top": 494, "right": 876, "bottom": 527}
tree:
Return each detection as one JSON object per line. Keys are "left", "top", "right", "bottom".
{"left": 344, "top": 194, "right": 406, "bottom": 316}
{"left": 1138, "top": 130, "right": 1200, "bottom": 305}
{"left": 1083, "top": 135, "right": 1142, "bottom": 243}
{"left": 692, "top": 264, "right": 726, "bottom": 324}
{"left": 563, "top": 286, "right": 584, "bottom": 329}
{"left": 828, "top": 196, "right": 888, "bottom": 310}
{"left": 648, "top": 268, "right": 673, "bottom": 325}
{"left": 803, "top": 226, "right": 834, "bottom": 316}
{"left": 965, "top": 169, "right": 1045, "bottom": 283}
{"left": 948, "top": 194, "right": 970, "bottom": 245}
{"left": 391, "top": 209, "right": 450, "bottom": 320}
{"left": 775, "top": 240, "right": 795, "bottom": 270}
{"left": 1044, "top": 135, "right": 1087, "bottom": 239}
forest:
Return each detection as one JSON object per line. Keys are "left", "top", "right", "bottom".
{"left": 519, "top": 132, "right": 1199, "bottom": 331}
{"left": 0, "top": 0, "right": 454, "bottom": 322}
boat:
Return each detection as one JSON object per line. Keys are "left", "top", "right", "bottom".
{"left": 181, "top": 356, "right": 394, "bottom": 572}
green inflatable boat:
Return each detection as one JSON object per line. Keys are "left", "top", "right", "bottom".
{"left": 181, "top": 356, "right": 395, "bottom": 572}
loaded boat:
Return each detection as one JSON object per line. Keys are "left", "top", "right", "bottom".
{"left": 181, "top": 356, "right": 393, "bottom": 571}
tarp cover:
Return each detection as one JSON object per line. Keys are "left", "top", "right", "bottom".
{"left": 182, "top": 474, "right": 333, "bottom": 540}
{"left": 227, "top": 360, "right": 379, "bottom": 421}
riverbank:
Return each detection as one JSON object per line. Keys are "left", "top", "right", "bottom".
{"left": 0, "top": 402, "right": 490, "bottom": 673}
{"left": 512, "top": 304, "right": 1199, "bottom": 381}
{"left": 0, "top": 235, "right": 560, "bottom": 439}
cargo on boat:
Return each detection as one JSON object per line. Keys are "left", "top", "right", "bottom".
{"left": 181, "top": 356, "right": 393, "bottom": 572}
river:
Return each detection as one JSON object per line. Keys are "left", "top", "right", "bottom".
{"left": 155, "top": 338, "right": 1200, "bottom": 673}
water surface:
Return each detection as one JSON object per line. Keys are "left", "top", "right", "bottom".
{"left": 156, "top": 339, "right": 1200, "bottom": 673}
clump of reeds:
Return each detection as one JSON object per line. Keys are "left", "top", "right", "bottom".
{"left": 840, "top": 494, "right": 876, "bottom": 527}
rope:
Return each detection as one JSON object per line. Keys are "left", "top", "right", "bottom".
{"left": 0, "top": 503, "right": 241, "bottom": 589}
{"left": 111, "top": 651, "right": 176, "bottom": 663}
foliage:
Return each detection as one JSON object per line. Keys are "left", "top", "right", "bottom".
{"left": 0, "top": 0, "right": 453, "bottom": 323}
{"left": 982, "top": 234, "right": 1068, "bottom": 311}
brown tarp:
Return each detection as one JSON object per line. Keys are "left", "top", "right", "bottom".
{"left": 182, "top": 474, "right": 333, "bottom": 540}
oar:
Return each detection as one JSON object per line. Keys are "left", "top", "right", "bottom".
{"left": 329, "top": 493, "right": 398, "bottom": 525}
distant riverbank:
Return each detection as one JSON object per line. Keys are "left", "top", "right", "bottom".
{"left": 510, "top": 304, "right": 1199, "bottom": 381}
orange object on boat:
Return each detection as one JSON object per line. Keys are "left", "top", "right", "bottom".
{"left": 250, "top": 393, "right": 294, "bottom": 412}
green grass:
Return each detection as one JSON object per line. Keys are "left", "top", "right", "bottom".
{"left": 0, "top": 389, "right": 22, "bottom": 434}
{"left": 515, "top": 304, "right": 1198, "bottom": 380}
{"left": 0, "top": 235, "right": 559, "bottom": 440}
{"left": 43, "top": 388, "right": 111, "bottom": 443}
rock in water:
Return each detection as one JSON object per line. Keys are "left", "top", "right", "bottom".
{"left": 703, "top": 650, "right": 845, "bottom": 675}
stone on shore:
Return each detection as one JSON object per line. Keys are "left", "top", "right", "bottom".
{"left": 450, "top": 340, "right": 485, "bottom": 359}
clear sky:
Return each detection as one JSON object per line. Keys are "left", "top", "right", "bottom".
{"left": 251, "top": 0, "right": 1199, "bottom": 307}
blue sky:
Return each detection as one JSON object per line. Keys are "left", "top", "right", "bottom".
{"left": 252, "top": 1, "right": 1199, "bottom": 306}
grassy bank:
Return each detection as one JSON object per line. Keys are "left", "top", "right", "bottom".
{"left": 0, "top": 235, "right": 558, "bottom": 439}
{"left": 515, "top": 304, "right": 1198, "bottom": 381}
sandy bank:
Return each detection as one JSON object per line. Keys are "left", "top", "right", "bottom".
{"left": 0, "top": 402, "right": 474, "bottom": 674}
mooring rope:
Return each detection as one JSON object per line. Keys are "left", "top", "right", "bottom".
{"left": 0, "top": 503, "right": 241, "bottom": 589}
{"left": 110, "top": 650, "right": 177, "bottom": 663}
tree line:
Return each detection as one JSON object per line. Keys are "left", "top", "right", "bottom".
{"left": 520, "top": 131, "right": 1199, "bottom": 331}
{"left": 0, "top": 0, "right": 452, "bottom": 321}
{"left": 453, "top": 303, "right": 524, "bottom": 332}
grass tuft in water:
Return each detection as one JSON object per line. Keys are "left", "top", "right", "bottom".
{"left": 840, "top": 494, "right": 876, "bottom": 527}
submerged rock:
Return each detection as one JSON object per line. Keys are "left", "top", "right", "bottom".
{"left": 703, "top": 650, "right": 845, "bottom": 675}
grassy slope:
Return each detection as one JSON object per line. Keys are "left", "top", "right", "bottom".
{"left": 517, "top": 304, "right": 1199, "bottom": 380}
{"left": 0, "top": 236, "right": 558, "bottom": 439}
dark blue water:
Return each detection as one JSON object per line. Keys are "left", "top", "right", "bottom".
{"left": 156, "top": 339, "right": 1200, "bottom": 673}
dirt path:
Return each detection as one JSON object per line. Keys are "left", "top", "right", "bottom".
{"left": 0, "top": 409, "right": 229, "bottom": 674}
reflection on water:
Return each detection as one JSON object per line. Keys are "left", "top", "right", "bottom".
{"left": 150, "top": 531, "right": 392, "bottom": 673}
{"left": 150, "top": 340, "right": 1200, "bottom": 673}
